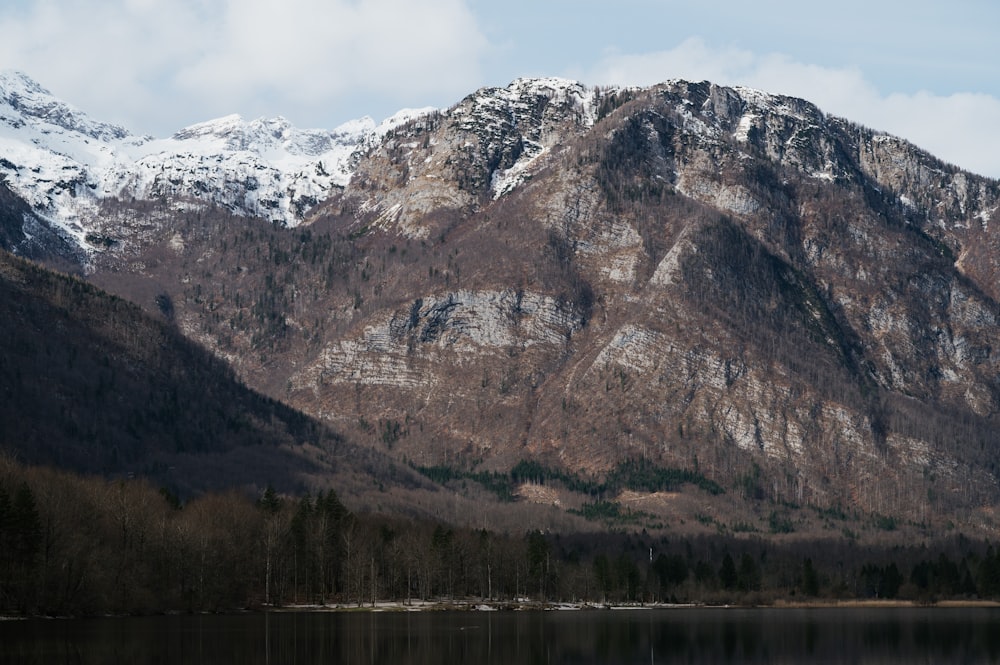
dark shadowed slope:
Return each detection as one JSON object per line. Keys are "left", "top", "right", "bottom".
{"left": 0, "top": 247, "right": 422, "bottom": 499}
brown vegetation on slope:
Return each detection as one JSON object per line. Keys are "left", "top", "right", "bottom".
{"left": 74, "top": 81, "right": 1000, "bottom": 532}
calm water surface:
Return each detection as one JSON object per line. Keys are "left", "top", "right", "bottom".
{"left": 3, "top": 607, "right": 999, "bottom": 664}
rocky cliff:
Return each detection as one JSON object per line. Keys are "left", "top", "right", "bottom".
{"left": 276, "top": 79, "right": 998, "bottom": 522}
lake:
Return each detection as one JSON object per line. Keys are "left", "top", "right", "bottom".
{"left": 2, "top": 606, "right": 999, "bottom": 663}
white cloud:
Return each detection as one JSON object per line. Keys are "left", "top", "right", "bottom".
{"left": 175, "top": 0, "right": 486, "bottom": 104}
{"left": 0, "top": 0, "right": 210, "bottom": 131}
{"left": 0, "top": 0, "right": 488, "bottom": 135}
{"left": 588, "top": 38, "right": 1000, "bottom": 179}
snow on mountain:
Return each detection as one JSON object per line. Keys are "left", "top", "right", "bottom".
{"left": 0, "top": 70, "right": 131, "bottom": 142}
{"left": 102, "top": 113, "right": 376, "bottom": 228}
{"left": 476, "top": 77, "right": 599, "bottom": 198}
{"left": 0, "top": 70, "right": 430, "bottom": 253}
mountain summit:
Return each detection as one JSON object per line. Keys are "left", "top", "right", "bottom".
{"left": 0, "top": 69, "right": 131, "bottom": 141}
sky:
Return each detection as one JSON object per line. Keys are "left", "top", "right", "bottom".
{"left": 2, "top": 0, "right": 999, "bottom": 178}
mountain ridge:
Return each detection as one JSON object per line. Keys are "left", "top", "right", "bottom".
{"left": 0, "top": 70, "right": 433, "bottom": 251}
{"left": 0, "top": 69, "right": 132, "bottom": 142}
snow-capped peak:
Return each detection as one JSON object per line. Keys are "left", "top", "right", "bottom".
{"left": 0, "top": 69, "right": 130, "bottom": 142}
{"left": 507, "top": 76, "right": 591, "bottom": 102}
{"left": 450, "top": 77, "right": 599, "bottom": 133}
{"left": 376, "top": 107, "right": 436, "bottom": 135}
{"left": 171, "top": 113, "right": 253, "bottom": 141}
{"left": 0, "top": 71, "right": 421, "bottom": 253}
{"left": 166, "top": 113, "right": 372, "bottom": 157}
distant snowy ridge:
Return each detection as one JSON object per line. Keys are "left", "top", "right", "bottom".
{"left": 0, "top": 69, "right": 132, "bottom": 142}
{"left": 0, "top": 70, "right": 433, "bottom": 251}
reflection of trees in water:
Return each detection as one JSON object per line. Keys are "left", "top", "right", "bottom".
{"left": 3, "top": 605, "right": 999, "bottom": 663}
{"left": 321, "top": 609, "right": 1000, "bottom": 664}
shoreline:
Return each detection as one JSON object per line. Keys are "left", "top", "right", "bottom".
{"left": 5, "top": 598, "right": 998, "bottom": 621}
{"left": 266, "top": 598, "right": 1000, "bottom": 613}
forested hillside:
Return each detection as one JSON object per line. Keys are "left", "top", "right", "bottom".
{"left": 0, "top": 247, "right": 415, "bottom": 498}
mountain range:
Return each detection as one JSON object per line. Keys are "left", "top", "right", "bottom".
{"left": 3, "top": 70, "right": 1000, "bottom": 536}
{"left": 0, "top": 70, "right": 431, "bottom": 250}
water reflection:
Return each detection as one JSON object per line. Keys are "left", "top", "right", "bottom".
{"left": 2, "top": 607, "right": 999, "bottom": 664}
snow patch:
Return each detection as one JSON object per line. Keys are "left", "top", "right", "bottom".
{"left": 734, "top": 113, "right": 758, "bottom": 143}
{"left": 491, "top": 139, "right": 546, "bottom": 198}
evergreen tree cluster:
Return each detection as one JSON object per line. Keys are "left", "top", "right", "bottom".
{"left": 4, "top": 457, "right": 1000, "bottom": 616}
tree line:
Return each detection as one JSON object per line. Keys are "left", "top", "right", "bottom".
{"left": 414, "top": 458, "right": 723, "bottom": 506}
{"left": 3, "top": 456, "right": 1000, "bottom": 616}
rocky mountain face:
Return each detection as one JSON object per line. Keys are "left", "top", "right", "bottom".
{"left": 5, "top": 74, "right": 1000, "bottom": 531}
{"left": 323, "top": 80, "right": 1000, "bottom": 524}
